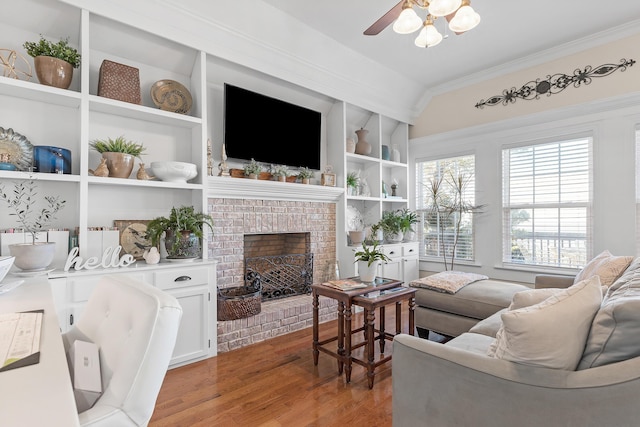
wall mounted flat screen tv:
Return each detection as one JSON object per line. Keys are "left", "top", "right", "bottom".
{"left": 224, "top": 83, "right": 321, "bottom": 170}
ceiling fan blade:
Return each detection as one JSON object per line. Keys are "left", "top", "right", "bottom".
{"left": 363, "top": 0, "right": 404, "bottom": 36}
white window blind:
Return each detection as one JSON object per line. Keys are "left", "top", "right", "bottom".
{"left": 415, "top": 155, "right": 476, "bottom": 265}
{"left": 636, "top": 128, "right": 640, "bottom": 254}
{"left": 502, "top": 137, "right": 592, "bottom": 268}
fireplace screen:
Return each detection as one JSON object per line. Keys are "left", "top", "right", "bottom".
{"left": 244, "top": 253, "right": 314, "bottom": 301}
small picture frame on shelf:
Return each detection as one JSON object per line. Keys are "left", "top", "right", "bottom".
{"left": 113, "top": 220, "right": 154, "bottom": 260}
{"left": 321, "top": 165, "right": 336, "bottom": 187}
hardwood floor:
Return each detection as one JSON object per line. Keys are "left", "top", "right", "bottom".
{"left": 149, "top": 302, "right": 415, "bottom": 427}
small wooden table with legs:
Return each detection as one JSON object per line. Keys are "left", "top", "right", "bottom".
{"left": 312, "top": 277, "right": 403, "bottom": 383}
{"left": 352, "top": 287, "right": 416, "bottom": 389}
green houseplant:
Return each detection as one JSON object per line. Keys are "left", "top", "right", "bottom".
{"left": 297, "top": 166, "right": 314, "bottom": 184}
{"left": 378, "top": 210, "right": 404, "bottom": 243}
{"left": 270, "top": 164, "right": 289, "bottom": 181}
{"left": 23, "top": 35, "right": 81, "bottom": 89}
{"left": 346, "top": 171, "right": 359, "bottom": 195}
{"left": 146, "top": 205, "right": 214, "bottom": 259}
{"left": 354, "top": 241, "right": 390, "bottom": 282}
{"left": 90, "top": 136, "right": 146, "bottom": 178}
{"left": 398, "top": 208, "right": 419, "bottom": 241}
{"left": 243, "top": 158, "right": 262, "bottom": 178}
{"left": 0, "top": 178, "right": 65, "bottom": 270}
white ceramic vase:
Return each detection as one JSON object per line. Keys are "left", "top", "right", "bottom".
{"left": 9, "top": 242, "right": 56, "bottom": 271}
{"left": 358, "top": 259, "right": 379, "bottom": 283}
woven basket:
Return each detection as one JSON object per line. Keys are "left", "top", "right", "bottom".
{"left": 97, "top": 60, "right": 141, "bottom": 104}
{"left": 217, "top": 286, "right": 261, "bottom": 321}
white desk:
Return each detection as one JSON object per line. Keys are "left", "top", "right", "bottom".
{"left": 0, "top": 277, "right": 80, "bottom": 427}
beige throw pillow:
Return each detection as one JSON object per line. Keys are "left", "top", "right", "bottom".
{"left": 509, "top": 288, "right": 561, "bottom": 310}
{"left": 487, "top": 276, "right": 602, "bottom": 370}
{"left": 574, "top": 250, "right": 633, "bottom": 287}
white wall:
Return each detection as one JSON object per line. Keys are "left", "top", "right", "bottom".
{"left": 410, "top": 94, "right": 640, "bottom": 284}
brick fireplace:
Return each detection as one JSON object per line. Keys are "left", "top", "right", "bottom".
{"left": 207, "top": 180, "right": 342, "bottom": 352}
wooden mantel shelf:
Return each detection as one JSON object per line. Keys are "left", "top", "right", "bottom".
{"left": 207, "top": 176, "right": 344, "bottom": 202}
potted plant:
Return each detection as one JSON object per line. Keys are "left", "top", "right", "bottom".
{"left": 90, "top": 136, "right": 146, "bottom": 178}
{"left": 23, "top": 35, "right": 81, "bottom": 89}
{"left": 270, "top": 164, "right": 289, "bottom": 182}
{"left": 354, "top": 242, "right": 390, "bottom": 282}
{"left": 297, "top": 166, "right": 314, "bottom": 184}
{"left": 399, "top": 208, "right": 419, "bottom": 241}
{"left": 146, "top": 205, "right": 214, "bottom": 260}
{"left": 243, "top": 158, "right": 262, "bottom": 179}
{"left": 0, "top": 178, "right": 65, "bottom": 270}
{"left": 379, "top": 210, "right": 404, "bottom": 243}
{"left": 346, "top": 171, "right": 359, "bottom": 196}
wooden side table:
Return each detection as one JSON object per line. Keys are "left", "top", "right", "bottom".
{"left": 312, "top": 277, "right": 403, "bottom": 383}
{"left": 352, "top": 287, "right": 416, "bottom": 389}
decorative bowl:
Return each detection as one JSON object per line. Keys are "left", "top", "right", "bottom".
{"left": 0, "top": 256, "right": 15, "bottom": 282}
{"left": 150, "top": 161, "right": 198, "bottom": 183}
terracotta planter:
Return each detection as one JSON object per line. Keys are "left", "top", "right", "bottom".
{"left": 34, "top": 56, "right": 73, "bottom": 89}
{"left": 102, "top": 152, "right": 135, "bottom": 178}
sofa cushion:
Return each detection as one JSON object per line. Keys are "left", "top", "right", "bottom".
{"left": 574, "top": 250, "right": 633, "bottom": 287}
{"left": 487, "top": 276, "right": 602, "bottom": 370}
{"left": 509, "top": 288, "right": 562, "bottom": 310}
{"left": 446, "top": 332, "right": 495, "bottom": 356}
{"left": 413, "top": 279, "right": 531, "bottom": 320}
{"left": 605, "top": 256, "right": 640, "bottom": 295}
{"left": 468, "top": 309, "right": 506, "bottom": 337}
{"left": 578, "top": 281, "right": 640, "bottom": 369}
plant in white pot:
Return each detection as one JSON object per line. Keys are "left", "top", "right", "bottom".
{"left": 354, "top": 242, "right": 390, "bottom": 283}
{"left": 0, "top": 178, "right": 65, "bottom": 270}
{"left": 23, "top": 35, "right": 81, "bottom": 89}
{"left": 243, "top": 158, "right": 262, "bottom": 179}
{"left": 90, "top": 136, "right": 146, "bottom": 178}
{"left": 379, "top": 209, "right": 404, "bottom": 243}
{"left": 146, "top": 206, "right": 214, "bottom": 260}
{"left": 270, "top": 164, "right": 289, "bottom": 182}
{"left": 296, "top": 166, "right": 314, "bottom": 184}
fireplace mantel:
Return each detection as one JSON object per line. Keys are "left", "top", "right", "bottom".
{"left": 207, "top": 176, "right": 344, "bottom": 202}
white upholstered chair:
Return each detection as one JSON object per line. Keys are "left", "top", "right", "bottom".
{"left": 62, "top": 274, "right": 182, "bottom": 427}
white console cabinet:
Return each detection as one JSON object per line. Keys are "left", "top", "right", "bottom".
{"left": 351, "top": 242, "right": 419, "bottom": 285}
{"left": 49, "top": 261, "right": 217, "bottom": 368}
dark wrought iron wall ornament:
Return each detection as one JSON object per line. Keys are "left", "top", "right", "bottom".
{"left": 475, "top": 58, "right": 635, "bottom": 109}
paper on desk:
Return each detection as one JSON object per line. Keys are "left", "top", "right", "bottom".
{"left": 0, "top": 310, "right": 43, "bottom": 372}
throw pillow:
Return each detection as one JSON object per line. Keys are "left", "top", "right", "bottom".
{"left": 578, "top": 284, "right": 640, "bottom": 369}
{"left": 574, "top": 250, "right": 633, "bottom": 287}
{"left": 509, "top": 288, "right": 561, "bottom": 310}
{"left": 487, "top": 275, "right": 602, "bottom": 370}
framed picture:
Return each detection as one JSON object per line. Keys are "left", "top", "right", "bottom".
{"left": 321, "top": 173, "right": 336, "bottom": 187}
{"left": 113, "top": 220, "right": 154, "bottom": 260}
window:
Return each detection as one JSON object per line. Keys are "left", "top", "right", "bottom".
{"left": 502, "top": 137, "right": 592, "bottom": 268}
{"left": 415, "top": 155, "right": 476, "bottom": 266}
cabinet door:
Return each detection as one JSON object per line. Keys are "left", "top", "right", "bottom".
{"left": 380, "top": 258, "right": 402, "bottom": 282}
{"left": 49, "top": 278, "right": 69, "bottom": 333}
{"left": 403, "top": 255, "right": 420, "bottom": 283}
{"left": 168, "top": 286, "right": 210, "bottom": 367}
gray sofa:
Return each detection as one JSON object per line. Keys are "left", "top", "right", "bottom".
{"left": 393, "top": 256, "right": 640, "bottom": 427}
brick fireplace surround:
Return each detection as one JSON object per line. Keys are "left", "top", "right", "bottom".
{"left": 208, "top": 182, "right": 342, "bottom": 353}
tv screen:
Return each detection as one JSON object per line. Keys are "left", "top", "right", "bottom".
{"left": 224, "top": 83, "right": 321, "bottom": 170}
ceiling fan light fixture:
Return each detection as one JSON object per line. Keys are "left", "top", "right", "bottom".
{"left": 393, "top": 2, "right": 423, "bottom": 34}
{"left": 448, "top": 0, "right": 481, "bottom": 32}
{"left": 415, "top": 16, "right": 442, "bottom": 47}
{"left": 428, "top": 0, "right": 462, "bottom": 17}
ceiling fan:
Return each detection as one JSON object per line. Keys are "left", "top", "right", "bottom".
{"left": 363, "top": 0, "right": 480, "bottom": 47}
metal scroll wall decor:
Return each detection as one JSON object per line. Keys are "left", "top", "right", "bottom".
{"left": 475, "top": 58, "right": 635, "bottom": 109}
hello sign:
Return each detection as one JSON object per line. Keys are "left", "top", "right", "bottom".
{"left": 64, "top": 246, "right": 136, "bottom": 271}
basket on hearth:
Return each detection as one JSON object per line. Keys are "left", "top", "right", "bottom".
{"left": 217, "top": 271, "right": 262, "bottom": 321}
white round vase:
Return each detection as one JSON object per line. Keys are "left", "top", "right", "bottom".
{"left": 358, "top": 260, "right": 379, "bottom": 283}
{"left": 9, "top": 242, "right": 56, "bottom": 271}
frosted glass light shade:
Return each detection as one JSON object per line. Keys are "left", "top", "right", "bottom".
{"left": 414, "top": 22, "right": 443, "bottom": 47}
{"left": 449, "top": 4, "right": 481, "bottom": 32}
{"left": 428, "top": 0, "right": 462, "bottom": 17}
{"left": 393, "top": 7, "right": 423, "bottom": 34}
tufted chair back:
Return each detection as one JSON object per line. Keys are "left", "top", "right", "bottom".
{"left": 62, "top": 274, "right": 182, "bottom": 427}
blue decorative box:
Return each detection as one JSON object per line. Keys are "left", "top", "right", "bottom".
{"left": 33, "top": 146, "right": 71, "bottom": 174}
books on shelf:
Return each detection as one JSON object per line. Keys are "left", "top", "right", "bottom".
{"left": 322, "top": 279, "right": 368, "bottom": 290}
